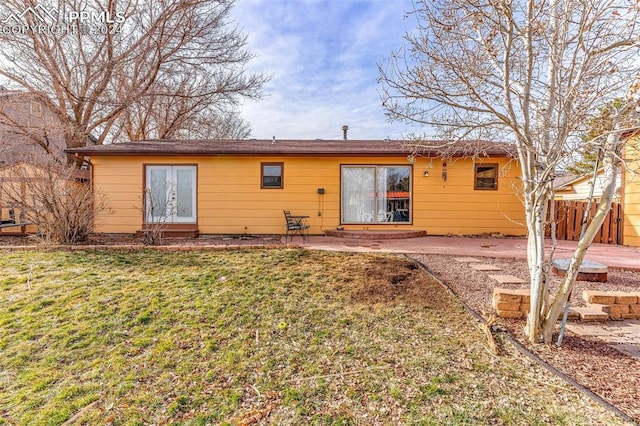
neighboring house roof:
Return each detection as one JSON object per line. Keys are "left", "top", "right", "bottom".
{"left": 555, "top": 169, "right": 603, "bottom": 191}
{"left": 66, "top": 138, "right": 517, "bottom": 157}
{"left": 553, "top": 173, "right": 577, "bottom": 189}
{"left": 554, "top": 168, "right": 621, "bottom": 200}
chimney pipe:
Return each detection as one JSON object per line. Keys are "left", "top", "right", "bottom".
{"left": 342, "top": 125, "right": 348, "bottom": 140}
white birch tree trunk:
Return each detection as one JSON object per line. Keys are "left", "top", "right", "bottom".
{"left": 378, "top": 0, "right": 640, "bottom": 343}
{"left": 540, "top": 130, "right": 624, "bottom": 341}
{"left": 523, "top": 177, "right": 554, "bottom": 342}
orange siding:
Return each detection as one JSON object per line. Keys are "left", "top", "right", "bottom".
{"left": 91, "top": 157, "right": 145, "bottom": 233}
{"left": 91, "top": 155, "right": 526, "bottom": 236}
{"left": 623, "top": 138, "right": 640, "bottom": 246}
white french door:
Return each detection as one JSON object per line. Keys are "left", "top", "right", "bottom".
{"left": 145, "top": 165, "right": 196, "bottom": 223}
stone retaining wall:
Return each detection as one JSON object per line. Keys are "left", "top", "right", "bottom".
{"left": 492, "top": 288, "right": 531, "bottom": 318}
{"left": 583, "top": 290, "right": 640, "bottom": 320}
{"left": 493, "top": 288, "right": 640, "bottom": 320}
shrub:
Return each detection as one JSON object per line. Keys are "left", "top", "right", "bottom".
{"left": 0, "top": 159, "right": 111, "bottom": 244}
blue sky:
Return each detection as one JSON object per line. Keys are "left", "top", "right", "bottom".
{"left": 231, "top": 0, "right": 425, "bottom": 140}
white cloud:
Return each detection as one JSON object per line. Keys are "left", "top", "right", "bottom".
{"left": 232, "top": 0, "right": 425, "bottom": 140}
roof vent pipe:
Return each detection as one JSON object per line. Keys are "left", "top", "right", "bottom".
{"left": 272, "top": 136, "right": 276, "bottom": 144}
{"left": 342, "top": 125, "right": 348, "bottom": 141}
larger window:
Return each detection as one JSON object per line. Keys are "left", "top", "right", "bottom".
{"left": 341, "top": 165, "right": 411, "bottom": 224}
{"left": 145, "top": 165, "right": 197, "bottom": 223}
{"left": 29, "top": 100, "right": 43, "bottom": 117}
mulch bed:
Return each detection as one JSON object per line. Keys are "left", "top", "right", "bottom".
{"left": 411, "top": 253, "right": 640, "bottom": 423}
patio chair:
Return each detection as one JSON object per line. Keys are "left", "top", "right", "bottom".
{"left": 283, "top": 210, "right": 310, "bottom": 243}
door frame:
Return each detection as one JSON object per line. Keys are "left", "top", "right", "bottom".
{"left": 340, "top": 164, "right": 413, "bottom": 225}
{"left": 143, "top": 164, "right": 197, "bottom": 224}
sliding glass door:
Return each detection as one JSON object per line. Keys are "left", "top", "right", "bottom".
{"left": 342, "top": 167, "right": 375, "bottom": 223}
{"left": 341, "top": 165, "right": 411, "bottom": 224}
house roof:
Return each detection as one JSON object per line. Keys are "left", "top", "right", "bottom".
{"left": 553, "top": 174, "right": 580, "bottom": 191}
{"left": 66, "top": 138, "right": 517, "bottom": 157}
{"left": 554, "top": 169, "right": 605, "bottom": 192}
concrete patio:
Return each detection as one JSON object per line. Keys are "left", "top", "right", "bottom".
{"left": 302, "top": 235, "right": 640, "bottom": 271}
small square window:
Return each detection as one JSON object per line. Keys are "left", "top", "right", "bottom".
{"left": 475, "top": 164, "right": 498, "bottom": 190}
{"left": 261, "top": 162, "right": 283, "bottom": 189}
{"left": 29, "top": 101, "right": 43, "bottom": 118}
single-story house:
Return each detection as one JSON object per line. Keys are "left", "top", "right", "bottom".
{"left": 66, "top": 139, "right": 527, "bottom": 237}
{"left": 554, "top": 169, "right": 621, "bottom": 201}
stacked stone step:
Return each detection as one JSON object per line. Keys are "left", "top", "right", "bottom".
{"left": 583, "top": 290, "right": 640, "bottom": 320}
{"left": 493, "top": 288, "right": 582, "bottom": 320}
{"left": 492, "top": 288, "right": 531, "bottom": 318}
{"left": 569, "top": 307, "right": 609, "bottom": 321}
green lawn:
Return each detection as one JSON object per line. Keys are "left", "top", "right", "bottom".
{"left": 0, "top": 249, "right": 625, "bottom": 425}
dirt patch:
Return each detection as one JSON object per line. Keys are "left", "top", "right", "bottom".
{"left": 350, "top": 257, "right": 451, "bottom": 309}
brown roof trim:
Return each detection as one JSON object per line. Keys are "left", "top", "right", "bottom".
{"left": 66, "top": 138, "right": 517, "bottom": 158}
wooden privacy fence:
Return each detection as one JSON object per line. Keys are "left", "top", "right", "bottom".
{"left": 547, "top": 200, "right": 622, "bottom": 245}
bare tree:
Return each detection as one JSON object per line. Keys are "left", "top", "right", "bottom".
{"left": 0, "top": 158, "right": 112, "bottom": 244}
{"left": 379, "top": 0, "right": 640, "bottom": 343}
{"left": 195, "top": 111, "right": 251, "bottom": 140}
{"left": 0, "top": 90, "right": 67, "bottom": 163}
{"left": 567, "top": 98, "right": 630, "bottom": 176}
{"left": 115, "top": 74, "right": 252, "bottom": 141}
{"left": 0, "top": 0, "right": 266, "bottom": 148}
{"left": 136, "top": 185, "right": 176, "bottom": 246}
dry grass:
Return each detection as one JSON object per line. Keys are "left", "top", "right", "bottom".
{"left": 0, "top": 249, "right": 628, "bottom": 425}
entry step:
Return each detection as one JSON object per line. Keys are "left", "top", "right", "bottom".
{"left": 571, "top": 307, "right": 610, "bottom": 321}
